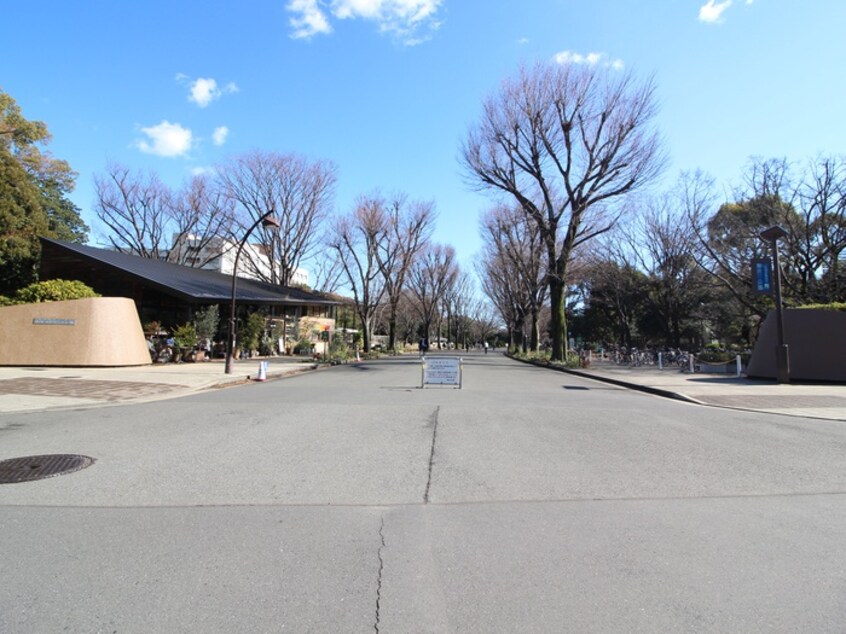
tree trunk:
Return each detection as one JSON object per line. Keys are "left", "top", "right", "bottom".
{"left": 549, "top": 277, "right": 567, "bottom": 361}
{"left": 530, "top": 308, "right": 540, "bottom": 352}
{"left": 388, "top": 314, "right": 398, "bottom": 353}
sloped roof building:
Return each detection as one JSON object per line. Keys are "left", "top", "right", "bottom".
{"left": 39, "top": 237, "right": 337, "bottom": 330}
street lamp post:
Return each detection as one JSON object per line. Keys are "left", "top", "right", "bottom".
{"left": 760, "top": 225, "right": 789, "bottom": 384}
{"left": 224, "top": 210, "right": 280, "bottom": 374}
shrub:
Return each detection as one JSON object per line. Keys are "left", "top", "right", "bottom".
{"left": 329, "top": 332, "right": 349, "bottom": 362}
{"left": 294, "top": 336, "right": 314, "bottom": 355}
{"left": 12, "top": 280, "right": 99, "bottom": 304}
{"left": 193, "top": 304, "right": 220, "bottom": 341}
{"left": 239, "top": 312, "right": 266, "bottom": 354}
{"left": 172, "top": 322, "right": 198, "bottom": 352}
{"left": 698, "top": 344, "right": 735, "bottom": 363}
{"left": 795, "top": 302, "right": 846, "bottom": 312}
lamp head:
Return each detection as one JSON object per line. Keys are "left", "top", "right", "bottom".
{"left": 760, "top": 225, "right": 787, "bottom": 241}
{"left": 261, "top": 209, "right": 280, "bottom": 229}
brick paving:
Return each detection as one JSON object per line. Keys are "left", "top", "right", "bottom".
{"left": 0, "top": 377, "right": 187, "bottom": 402}
{"left": 698, "top": 394, "right": 846, "bottom": 409}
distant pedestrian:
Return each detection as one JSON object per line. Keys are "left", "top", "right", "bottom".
{"left": 419, "top": 337, "right": 429, "bottom": 357}
{"left": 484, "top": 341, "right": 489, "bottom": 354}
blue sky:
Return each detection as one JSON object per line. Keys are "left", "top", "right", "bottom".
{"left": 4, "top": 0, "right": 845, "bottom": 274}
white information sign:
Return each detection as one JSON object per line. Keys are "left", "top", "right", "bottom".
{"left": 422, "top": 356, "right": 462, "bottom": 388}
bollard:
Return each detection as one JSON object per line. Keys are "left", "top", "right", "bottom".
{"left": 658, "top": 352, "right": 663, "bottom": 370}
{"left": 689, "top": 353, "right": 695, "bottom": 374}
{"left": 736, "top": 354, "right": 742, "bottom": 378}
{"left": 255, "top": 360, "right": 268, "bottom": 381}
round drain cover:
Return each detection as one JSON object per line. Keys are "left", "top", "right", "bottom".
{"left": 0, "top": 454, "right": 95, "bottom": 484}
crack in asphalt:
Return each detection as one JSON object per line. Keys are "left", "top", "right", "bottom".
{"left": 424, "top": 406, "right": 440, "bottom": 504}
{"left": 374, "top": 514, "right": 386, "bottom": 633}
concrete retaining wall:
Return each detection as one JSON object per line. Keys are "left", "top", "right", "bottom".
{"left": 747, "top": 309, "right": 846, "bottom": 382}
{"left": 0, "top": 297, "right": 151, "bottom": 367}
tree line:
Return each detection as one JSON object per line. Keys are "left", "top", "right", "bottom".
{"left": 4, "top": 57, "right": 843, "bottom": 357}
{"left": 466, "top": 64, "right": 845, "bottom": 356}
{"left": 0, "top": 88, "right": 490, "bottom": 352}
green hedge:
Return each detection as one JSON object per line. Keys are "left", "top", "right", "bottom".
{"left": 1, "top": 280, "right": 100, "bottom": 305}
{"left": 795, "top": 302, "right": 846, "bottom": 312}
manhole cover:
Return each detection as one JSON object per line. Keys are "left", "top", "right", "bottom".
{"left": 0, "top": 454, "right": 95, "bottom": 484}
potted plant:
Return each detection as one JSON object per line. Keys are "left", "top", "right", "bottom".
{"left": 172, "top": 322, "right": 199, "bottom": 362}
{"left": 192, "top": 305, "right": 220, "bottom": 362}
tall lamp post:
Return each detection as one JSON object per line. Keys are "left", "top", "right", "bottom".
{"left": 759, "top": 225, "right": 789, "bottom": 383}
{"left": 224, "top": 210, "right": 280, "bottom": 374}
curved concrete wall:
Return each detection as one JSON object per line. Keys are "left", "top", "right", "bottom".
{"left": 0, "top": 297, "right": 151, "bottom": 367}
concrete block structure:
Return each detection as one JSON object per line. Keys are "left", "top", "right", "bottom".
{"left": 0, "top": 297, "right": 151, "bottom": 367}
{"left": 747, "top": 309, "right": 846, "bottom": 382}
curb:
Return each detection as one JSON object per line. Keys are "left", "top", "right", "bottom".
{"left": 207, "top": 363, "right": 320, "bottom": 390}
{"left": 557, "top": 366, "right": 705, "bottom": 405}
{"left": 508, "top": 355, "right": 705, "bottom": 405}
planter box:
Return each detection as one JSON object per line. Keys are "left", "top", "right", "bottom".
{"left": 699, "top": 361, "right": 738, "bottom": 374}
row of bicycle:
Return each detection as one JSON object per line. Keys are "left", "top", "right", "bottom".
{"left": 595, "top": 348, "right": 696, "bottom": 369}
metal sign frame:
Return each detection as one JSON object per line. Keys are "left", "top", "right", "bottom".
{"left": 421, "top": 356, "right": 463, "bottom": 389}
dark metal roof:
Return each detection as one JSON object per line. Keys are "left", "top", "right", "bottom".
{"left": 39, "top": 237, "right": 337, "bottom": 306}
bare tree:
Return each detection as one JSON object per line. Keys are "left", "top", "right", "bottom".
{"left": 309, "top": 250, "right": 345, "bottom": 293}
{"left": 480, "top": 203, "right": 548, "bottom": 351}
{"left": 790, "top": 156, "right": 846, "bottom": 301}
{"left": 329, "top": 196, "right": 388, "bottom": 353}
{"left": 442, "top": 270, "right": 475, "bottom": 350}
{"left": 478, "top": 242, "right": 529, "bottom": 350}
{"left": 462, "top": 61, "right": 665, "bottom": 361}
{"left": 168, "top": 174, "right": 235, "bottom": 267}
{"left": 216, "top": 150, "right": 337, "bottom": 286}
{"left": 94, "top": 163, "right": 173, "bottom": 259}
{"left": 407, "top": 243, "right": 459, "bottom": 343}
{"left": 372, "top": 193, "right": 435, "bottom": 352}
{"left": 94, "top": 163, "right": 239, "bottom": 269}
{"left": 623, "top": 191, "right": 712, "bottom": 347}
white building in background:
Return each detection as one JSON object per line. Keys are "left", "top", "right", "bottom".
{"left": 172, "top": 235, "right": 310, "bottom": 287}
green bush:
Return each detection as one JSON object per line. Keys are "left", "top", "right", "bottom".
{"left": 698, "top": 345, "right": 735, "bottom": 363}
{"left": 11, "top": 279, "right": 99, "bottom": 304}
{"left": 193, "top": 304, "right": 220, "bottom": 341}
{"left": 239, "top": 312, "right": 266, "bottom": 354}
{"left": 329, "top": 332, "right": 349, "bottom": 362}
{"left": 294, "top": 336, "right": 314, "bottom": 355}
{"left": 795, "top": 302, "right": 846, "bottom": 312}
{"left": 172, "top": 322, "right": 198, "bottom": 351}
{"left": 565, "top": 351, "right": 581, "bottom": 368}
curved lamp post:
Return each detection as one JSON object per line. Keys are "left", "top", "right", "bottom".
{"left": 224, "top": 210, "right": 280, "bottom": 374}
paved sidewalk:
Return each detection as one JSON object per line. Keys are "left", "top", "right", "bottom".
{"left": 0, "top": 357, "right": 317, "bottom": 413}
{"left": 563, "top": 362, "right": 846, "bottom": 421}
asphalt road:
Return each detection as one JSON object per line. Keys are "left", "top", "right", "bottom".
{"left": 2, "top": 352, "right": 846, "bottom": 632}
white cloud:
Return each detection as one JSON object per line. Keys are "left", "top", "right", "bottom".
{"left": 288, "top": 0, "right": 333, "bottom": 38}
{"left": 212, "top": 126, "right": 229, "bottom": 146}
{"left": 135, "top": 120, "right": 193, "bottom": 157}
{"left": 190, "top": 78, "right": 219, "bottom": 107}
{"left": 176, "top": 75, "right": 239, "bottom": 107}
{"left": 553, "top": 50, "right": 624, "bottom": 70}
{"left": 699, "top": 0, "right": 732, "bottom": 23}
{"left": 287, "top": 0, "right": 443, "bottom": 45}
